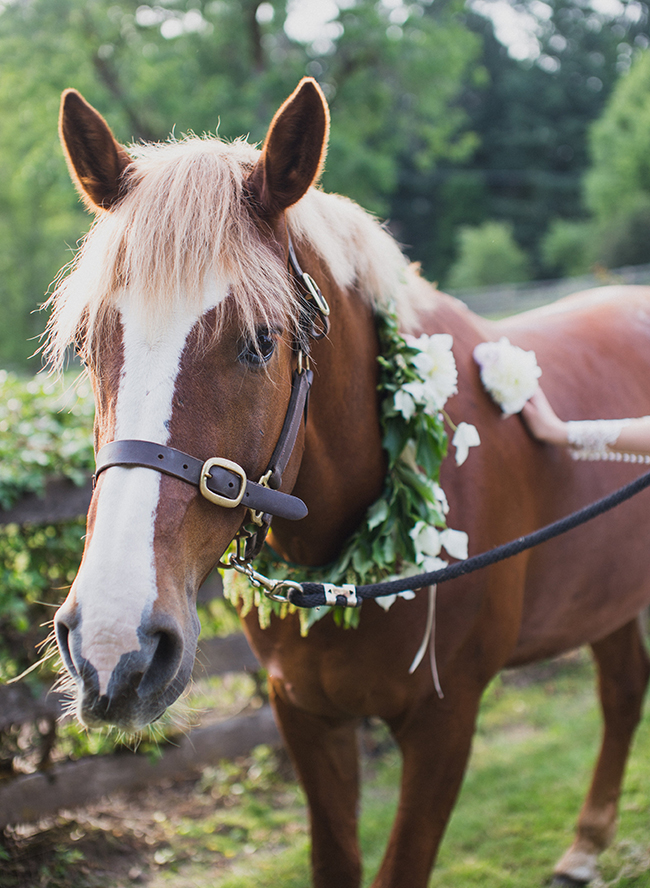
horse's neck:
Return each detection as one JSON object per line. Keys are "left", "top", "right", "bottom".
{"left": 270, "top": 280, "right": 488, "bottom": 568}
{"left": 270, "top": 285, "right": 386, "bottom": 567}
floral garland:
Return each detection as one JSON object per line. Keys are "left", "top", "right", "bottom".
{"left": 223, "top": 309, "right": 480, "bottom": 636}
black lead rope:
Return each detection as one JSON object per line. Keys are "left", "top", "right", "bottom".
{"left": 287, "top": 467, "right": 650, "bottom": 609}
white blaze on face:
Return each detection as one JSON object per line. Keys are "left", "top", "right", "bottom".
{"left": 75, "top": 281, "right": 228, "bottom": 695}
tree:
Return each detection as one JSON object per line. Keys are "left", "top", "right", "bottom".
{"left": 543, "top": 48, "right": 650, "bottom": 274}
{"left": 585, "top": 49, "right": 650, "bottom": 220}
{"left": 0, "top": 0, "right": 479, "bottom": 369}
{"left": 391, "top": 0, "right": 650, "bottom": 285}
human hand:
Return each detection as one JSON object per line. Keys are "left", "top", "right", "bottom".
{"left": 520, "top": 388, "right": 569, "bottom": 446}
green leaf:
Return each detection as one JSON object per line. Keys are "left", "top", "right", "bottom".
{"left": 367, "top": 498, "right": 389, "bottom": 530}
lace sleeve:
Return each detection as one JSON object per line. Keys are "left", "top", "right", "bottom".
{"left": 566, "top": 418, "right": 650, "bottom": 463}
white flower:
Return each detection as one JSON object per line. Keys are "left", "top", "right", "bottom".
{"left": 421, "top": 556, "right": 448, "bottom": 572}
{"left": 439, "top": 528, "right": 469, "bottom": 560}
{"left": 393, "top": 387, "right": 417, "bottom": 420}
{"left": 473, "top": 337, "right": 541, "bottom": 415}
{"left": 375, "top": 587, "right": 417, "bottom": 611}
{"left": 452, "top": 422, "right": 481, "bottom": 466}
{"left": 375, "top": 556, "right": 449, "bottom": 609}
{"left": 402, "top": 380, "right": 427, "bottom": 405}
{"left": 432, "top": 482, "right": 449, "bottom": 515}
{"left": 411, "top": 333, "right": 458, "bottom": 412}
{"left": 410, "top": 521, "right": 442, "bottom": 562}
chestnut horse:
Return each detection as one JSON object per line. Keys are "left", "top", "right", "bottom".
{"left": 49, "top": 79, "right": 650, "bottom": 887}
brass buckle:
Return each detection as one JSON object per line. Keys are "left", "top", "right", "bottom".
{"left": 200, "top": 457, "right": 247, "bottom": 508}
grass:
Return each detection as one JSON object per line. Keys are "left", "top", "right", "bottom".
{"left": 5, "top": 650, "right": 650, "bottom": 887}
{"left": 148, "top": 651, "right": 650, "bottom": 887}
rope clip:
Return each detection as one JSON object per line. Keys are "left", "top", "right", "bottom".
{"left": 227, "top": 554, "right": 303, "bottom": 603}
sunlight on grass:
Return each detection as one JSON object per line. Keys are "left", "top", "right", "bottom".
{"left": 145, "top": 651, "right": 650, "bottom": 887}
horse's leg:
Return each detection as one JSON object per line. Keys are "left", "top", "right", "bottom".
{"left": 553, "top": 618, "right": 650, "bottom": 886}
{"left": 371, "top": 688, "right": 482, "bottom": 888}
{"left": 269, "top": 685, "right": 362, "bottom": 888}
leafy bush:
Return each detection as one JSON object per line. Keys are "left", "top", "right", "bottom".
{"left": 543, "top": 199, "right": 650, "bottom": 277}
{"left": 0, "top": 519, "right": 86, "bottom": 682}
{"left": 541, "top": 219, "right": 596, "bottom": 277}
{"left": 446, "top": 221, "right": 531, "bottom": 290}
{"left": 0, "top": 371, "right": 94, "bottom": 680}
{"left": 595, "top": 196, "right": 650, "bottom": 269}
{"left": 0, "top": 370, "right": 95, "bottom": 510}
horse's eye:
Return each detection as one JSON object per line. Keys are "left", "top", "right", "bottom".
{"left": 239, "top": 327, "right": 277, "bottom": 366}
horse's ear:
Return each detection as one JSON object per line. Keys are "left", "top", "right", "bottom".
{"left": 59, "top": 89, "right": 132, "bottom": 212}
{"left": 248, "top": 78, "right": 329, "bottom": 217}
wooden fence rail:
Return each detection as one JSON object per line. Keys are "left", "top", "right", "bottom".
{"left": 0, "top": 480, "right": 279, "bottom": 830}
{"left": 0, "top": 477, "right": 93, "bottom": 527}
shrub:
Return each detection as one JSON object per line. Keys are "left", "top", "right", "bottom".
{"left": 541, "top": 219, "right": 596, "bottom": 277}
{"left": 596, "top": 196, "right": 650, "bottom": 269}
{"left": 446, "top": 221, "right": 531, "bottom": 290}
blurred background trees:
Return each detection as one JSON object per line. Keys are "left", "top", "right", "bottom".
{"left": 1, "top": 0, "right": 650, "bottom": 369}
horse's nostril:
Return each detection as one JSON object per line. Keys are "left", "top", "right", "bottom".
{"left": 54, "top": 613, "right": 79, "bottom": 680}
{"left": 137, "top": 627, "right": 183, "bottom": 696}
{"left": 153, "top": 629, "right": 177, "bottom": 668}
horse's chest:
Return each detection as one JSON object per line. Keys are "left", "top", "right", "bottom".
{"left": 243, "top": 611, "right": 425, "bottom": 720}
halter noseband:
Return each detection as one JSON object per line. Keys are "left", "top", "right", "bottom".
{"left": 93, "top": 232, "right": 329, "bottom": 551}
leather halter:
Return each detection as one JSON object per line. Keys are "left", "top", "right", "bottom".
{"left": 93, "top": 232, "right": 328, "bottom": 549}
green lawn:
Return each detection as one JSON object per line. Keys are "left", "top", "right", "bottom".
{"left": 148, "top": 651, "right": 650, "bottom": 888}
{"left": 6, "top": 650, "right": 650, "bottom": 888}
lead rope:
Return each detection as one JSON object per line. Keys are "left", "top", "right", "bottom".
{"left": 281, "top": 465, "right": 650, "bottom": 608}
{"left": 236, "top": 468, "right": 650, "bottom": 694}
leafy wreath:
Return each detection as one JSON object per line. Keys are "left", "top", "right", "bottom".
{"left": 223, "top": 309, "right": 480, "bottom": 635}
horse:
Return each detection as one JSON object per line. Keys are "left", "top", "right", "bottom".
{"left": 47, "top": 78, "right": 650, "bottom": 887}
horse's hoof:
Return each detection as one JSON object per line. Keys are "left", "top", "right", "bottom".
{"left": 551, "top": 876, "right": 590, "bottom": 887}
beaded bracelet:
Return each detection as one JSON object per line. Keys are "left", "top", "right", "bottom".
{"left": 567, "top": 417, "right": 650, "bottom": 464}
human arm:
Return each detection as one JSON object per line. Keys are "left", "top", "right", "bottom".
{"left": 521, "top": 389, "right": 650, "bottom": 457}
{"left": 520, "top": 388, "right": 569, "bottom": 446}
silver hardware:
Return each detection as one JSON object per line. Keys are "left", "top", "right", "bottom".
{"left": 322, "top": 583, "right": 358, "bottom": 607}
{"left": 228, "top": 554, "right": 303, "bottom": 603}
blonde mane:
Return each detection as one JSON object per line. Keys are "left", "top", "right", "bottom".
{"left": 46, "top": 133, "right": 427, "bottom": 367}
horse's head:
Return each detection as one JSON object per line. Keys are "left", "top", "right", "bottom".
{"left": 50, "top": 80, "right": 329, "bottom": 731}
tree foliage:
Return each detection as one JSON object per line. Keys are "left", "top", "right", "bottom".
{"left": 585, "top": 49, "right": 650, "bottom": 220}
{"left": 0, "top": 0, "right": 479, "bottom": 369}
{"left": 392, "top": 0, "right": 650, "bottom": 284}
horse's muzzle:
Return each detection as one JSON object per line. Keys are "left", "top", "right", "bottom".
{"left": 54, "top": 602, "right": 196, "bottom": 731}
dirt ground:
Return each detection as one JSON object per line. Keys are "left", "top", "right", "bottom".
{"left": 0, "top": 657, "right": 585, "bottom": 888}
{"left": 1, "top": 743, "right": 304, "bottom": 888}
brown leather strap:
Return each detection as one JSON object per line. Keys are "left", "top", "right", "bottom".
{"left": 265, "top": 368, "right": 313, "bottom": 489}
{"left": 242, "top": 367, "right": 312, "bottom": 560}
{"left": 94, "top": 440, "right": 307, "bottom": 521}
{"left": 92, "top": 234, "right": 322, "bottom": 547}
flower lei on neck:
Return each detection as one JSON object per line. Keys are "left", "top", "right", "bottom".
{"left": 223, "top": 308, "right": 480, "bottom": 636}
